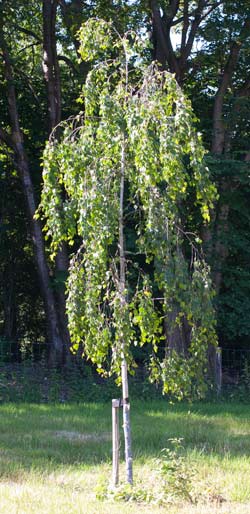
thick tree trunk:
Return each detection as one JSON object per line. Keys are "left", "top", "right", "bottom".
{"left": 42, "top": 0, "right": 61, "bottom": 129}
{"left": 0, "top": 27, "right": 64, "bottom": 364}
{"left": 43, "top": 0, "right": 70, "bottom": 361}
{"left": 210, "top": 40, "right": 242, "bottom": 293}
{"left": 212, "top": 44, "right": 242, "bottom": 155}
{"left": 165, "top": 305, "right": 190, "bottom": 356}
{"left": 150, "top": 0, "right": 208, "bottom": 85}
{"left": 150, "top": 0, "right": 180, "bottom": 77}
{"left": 205, "top": 31, "right": 245, "bottom": 379}
{"left": 16, "top": 143, "right": 64, "bottom": 361}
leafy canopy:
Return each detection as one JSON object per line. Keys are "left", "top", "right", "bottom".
{"left": 38, "top": 19, "right": 217, "bottom": 399}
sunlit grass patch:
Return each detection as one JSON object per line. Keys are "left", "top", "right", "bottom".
{"left": 0, "top": 400, "right": 250, "bottom": 512}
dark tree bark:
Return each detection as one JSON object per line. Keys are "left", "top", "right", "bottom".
{"left": 212, "top": 40, "right": 243, "bottom": 155}
{"left": 42, "top": 0, "right": 61, "bottom": 129}
{"left": 149, "top": 2, "right": 250, "bottom": 296}
{"left": 149, "top": 1, "right": 236, "bottom": 372}
{"left": 0, "top": 24, "right": 64, "bottom": 364}
{"left": 150, "top": 0, "right": 211, "bottom": 84}
{"left": 150, "top": 0, "right": 180, "bottom": 77}
{"left": 149, "top": 0, "right": 214, "bottom": 356}
{"left": 2, "top": 262, "right": 17, "bottom": 343}
{"left": 210, "top": 19, "right": 250, "bottom": 293}
{"left": 42, "top": 0, "right": 71, "bottom": 361}
{"left": 58, "top": 0, "right": 89, "bottom": 78}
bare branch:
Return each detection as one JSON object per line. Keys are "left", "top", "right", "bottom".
{"left": 200, "top": 1, "right": 224, "bottom": 22}
{"left": 171, "top": 16, "right": 185, "bottom": 26}
{"left": 13, "top": 24, "right": 42, "bottom": 43}
{"left": 168, "top": 0, "right": 180, "bottom": 20}
{"left": 181, "top": 0, "right": 207, "bottom": 63}
{"left": 17, "top": 41, "right": 41, "bottom": 54}
{"left": 58, "top": 55, "right": 79, "bottom": 75}
{"left": 15, "top": 69, "right": 42, "bottom": 107}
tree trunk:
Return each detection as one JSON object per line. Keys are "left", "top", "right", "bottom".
{"left": 213, "top": 181, "right": 230, "bottom": 294}
{"left": 42, "top": 0, "right": 61, "bottom": 129}
{"left": 165, "top": 304, "right": 190, "bottom": 356}
{"left": 0, "top": 25, "right": 64, "bottom": 364}
{"left": 59, "top": 0, "right": 89, "bottom": 78}
{"left": 150, "top": 0, "right": 180, "bottom": 77}
{"left": 43, "top": 0, "right": 70, "bottom": 362}
{"left": 209, "top": 40, "right": 242, "bottom": 292}
{"left": 55, "top": 250, "right": 70, "bottom": 363}
{"left": 150, "top": 0, "right": 208, "bottom": 85}
{"left": 119, "top": 136, "right": 133, "bottom": 485}
{"left": 15, "top": 142, "right": 64, "bottom": 363}
{"left": 3, "top": 262, "right": 17, "bottom": 344}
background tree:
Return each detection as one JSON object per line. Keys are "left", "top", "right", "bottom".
{"left": 148, "top": 0, "right": 250, "bottom": 349}
{"left": 0, "top": 0, "right": 86, "bottom": 360}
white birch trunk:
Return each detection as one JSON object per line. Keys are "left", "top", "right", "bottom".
{"left": 119, "top": 136, "right": 133, "bottom": 485}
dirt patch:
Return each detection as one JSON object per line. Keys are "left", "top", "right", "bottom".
{"left": 51, "top": 430, "right": 111, "bottom": 442}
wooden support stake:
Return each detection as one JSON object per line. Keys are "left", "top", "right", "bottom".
{"left": 112, "top": 399, "right": 120, "bottom": 485}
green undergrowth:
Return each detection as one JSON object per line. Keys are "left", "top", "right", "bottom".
{"left": 0, "top": 401, "right": 250, "bottom": 513}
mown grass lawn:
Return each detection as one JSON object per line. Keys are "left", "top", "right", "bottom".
{"left": 0, "top": 400, "right": 250, "bottom": 513}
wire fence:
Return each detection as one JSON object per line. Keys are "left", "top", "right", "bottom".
{"left": 0, "top": 339, "right": 249, "bottom": 402}
{"left": 0, "top": 339, "right": 160, "bottom": 403}
{"left": 222, "top": 348, "right": 250, "bottom": 389}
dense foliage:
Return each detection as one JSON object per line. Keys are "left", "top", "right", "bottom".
{"left": 38, "top": 20, "right": 217, "bottom": 398}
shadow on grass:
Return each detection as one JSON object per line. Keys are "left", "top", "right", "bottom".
{"left": 0, "top": 400, "right": 249, "bottom": 478}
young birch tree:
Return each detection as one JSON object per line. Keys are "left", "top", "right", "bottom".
{"left": 38, "top": 19, "right": 217, "bottom": 484}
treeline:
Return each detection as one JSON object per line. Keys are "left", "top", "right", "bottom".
{"left": 0, "top": 1, "right": 250, "bottom": 365}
